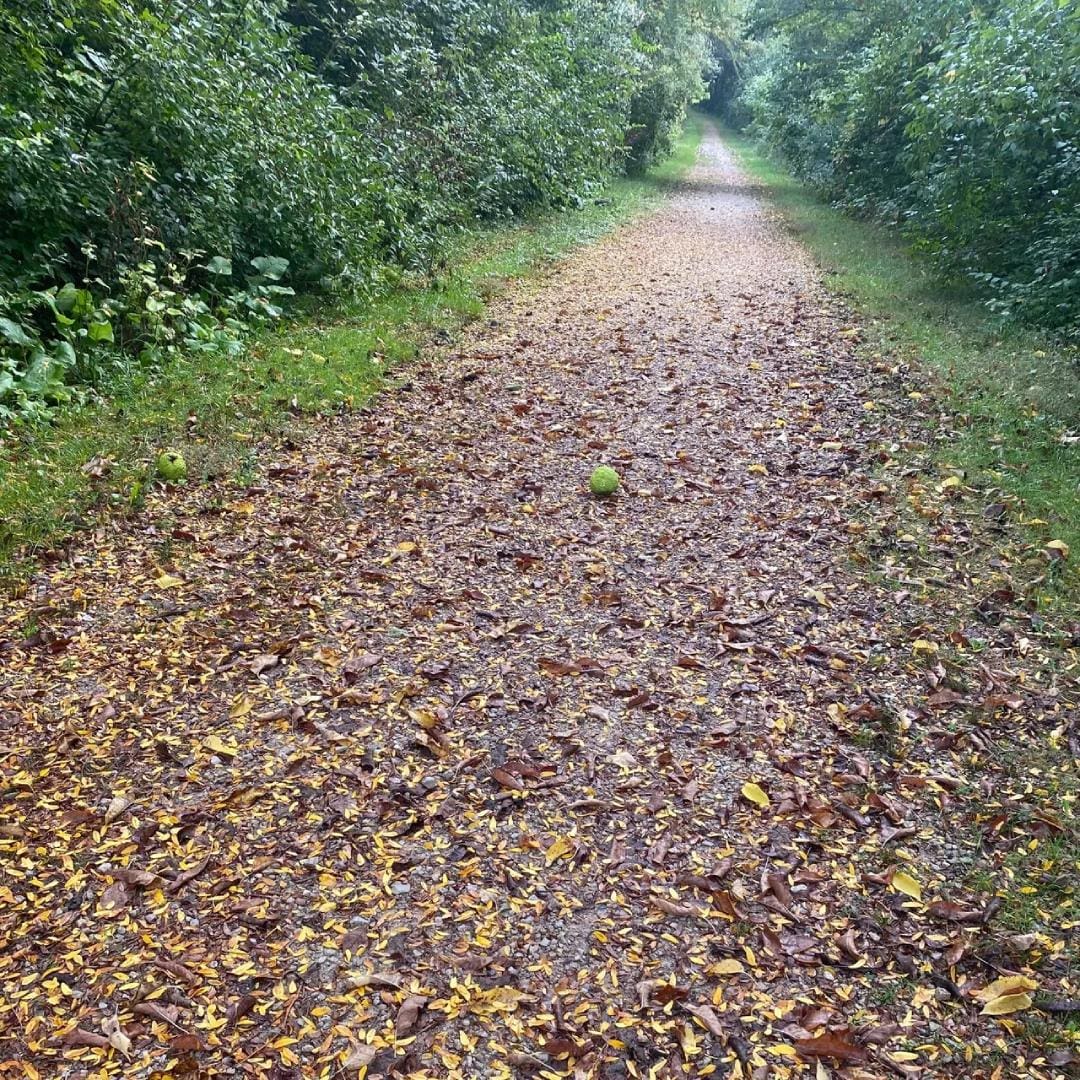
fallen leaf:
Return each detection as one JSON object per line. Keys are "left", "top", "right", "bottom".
{"left": 889, "top": 870, "right": 923, "bottom": 901}
{"left": 102, "top": 1015, "right": 131, "bottom": 1058}
{"left": 103, "top": 795, "right": 131, "bottom": 824}
{"left": 707, "top": 958, "right": 745, "bottom": 976}
{"left": 395, "top": 995, "right": 427, "bottom": 1036}
{"left": 794, "top": 1029, "right": 868, "bottom": 1064}
{"left": 981, "top": 992, "right": 1033, "bottom": 1016}
{"left": 545, "top": 835, "right": 576, "bottom": 865}
{"left": 203, "top": 734, "right": 238, "bottom": 758}
{"left": 741, "top": 782, "right": 770, "bottom": 809}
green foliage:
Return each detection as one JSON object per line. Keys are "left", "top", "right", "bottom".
{"left": 725, "top": 127, "right": 1080, "bottom": 603}
{"left": 721, "top": 0, "right": 1080, "bottom": 335}
{"left": 0, "top": 115, "right": 705, "bottom": 583}
{"left": 0, "top": 0, "right": 718, "bottom": 424}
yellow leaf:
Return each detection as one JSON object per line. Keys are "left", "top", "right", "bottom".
{"left": 940, "top": 475, "right": 962, "bottom": 490}
{"left": 741, "top": 782, "right": 770, "bottom": 809}
{"left": 204, "top": 734, "right": 238, "bottom": 758}
{"left": 912, "top": 639, "right": 938, "bottom": 655}
{"left": 975, "top": 976, "right": 1038, "bottom": 1001}
{"left": 1046, "top": 539, "right": 1070, "bottom": 560}
{"left": 821, "top": 441, "right": 843, "bottom": 451}
{"left": 155, "top": 573, "right": 184, "bottom": 589}
{"left": 545, "top": 836, "right": 574, "bottom": 865}
{"left": 890, "top": 870, "right": 923, "bottom": 901}
{"left": 230, "top": 695, "right": 253, "bottom": 719}
{"left": 707, "top": 959, "right": 745, "bottom": 976}
{"left": 409, "top": 709, "right": 439, "bottom": 731}
{"left": 748, "top": 463, "right": 769, "bottom": 476}
{"left": 981, "top": 992, "right": 1033, "bottom": 1016}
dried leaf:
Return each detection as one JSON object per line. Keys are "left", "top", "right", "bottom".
{"left": 981, "top": 992, "right": 1033, "bottom": 1016}
{"left": 794, "top": 1029, "right": 868, "bottom": 1064}
{"left": 395, "top": 994, "right": 427, "bottom": 1036}
{"left": 741, "top": 782, "right": 770, "bottom": 809}
{"left": 102, "top": 1015, "right": 131, "bottom": 1058}
{"left": 889, "top": 870, "right": 923, "bottom": 901}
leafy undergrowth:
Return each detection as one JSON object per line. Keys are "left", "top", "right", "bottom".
{"left": 723, "top": 127, "right": 1080, "bottom": 611}
{"left": 0, "top": 114, "right": 704, "bottom": 591}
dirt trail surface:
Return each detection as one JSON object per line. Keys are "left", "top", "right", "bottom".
{"left": 3, "top": 124, "right": 1077, "bottom": 1079}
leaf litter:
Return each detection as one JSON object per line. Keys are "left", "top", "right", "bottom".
{"left": 1, "top": 125, "right": 1077, "bottom": 1078}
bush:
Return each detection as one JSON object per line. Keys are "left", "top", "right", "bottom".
{"left": 721, "top": 0, "right": 1080, "bottom": 336}
{"left": 0, "top": 0, "right": 715, "bottom": 424}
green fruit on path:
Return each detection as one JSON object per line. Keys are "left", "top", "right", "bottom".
{"left": 589, "top": 465, "right": 619, "bottom": 496}
{"left": 156, "top": 450, "right": 187, "bottom": 483}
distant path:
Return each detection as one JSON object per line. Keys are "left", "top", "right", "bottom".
{"left": 2, "top": 121, "right": 1063, "bottom": 1078}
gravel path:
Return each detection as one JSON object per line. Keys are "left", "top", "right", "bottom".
{"left": 2, "top": 121, "right": 1075, "bottom": 1079}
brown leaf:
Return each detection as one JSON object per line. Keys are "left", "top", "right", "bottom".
{"left": 61, "top": 1028, "right": 111, "bottom": 1049}
{"left": 650, "top": 896, "right": 703, "bottom": 919}
{"left": 226, "top": 993, "right": 258, "bottom": 1025}
{"left": 647, "top": 830, "right": 672, "bottom": 866}
{"left": 794, "top": 1029, "right": 868, "bottom": 1064}
{"left": 681, "top": 1001, "right": 726, "bottom": 1038}
{"left": 395, "top": 994, "right": 428, "bottom": 1036}
{"left": 166, "top": 856, "right": 210, "bottom": 894}
{"left": 250, "top": 653, "right": 280, "bottom": 676}
{"left": 170, "top": 1033, "right": 206, "bottom": 1052}
{"left": 766, "top": 872, "right": 793, "bottom": 908}
{"left": 343, "top": 1044, "right": 378, "bottom": 1069}
{"left": 154, "top": 958, "right": 200, "bottom": 986}
{"left": 492, "top": 767, "right": 525, "bottom": 791}
{"left": 342, "top": 652, "right": 381, "bottom": 682}
{"left": 134, "top": 1002, "right": 181, "bottom": 1027}
{"left": 100, "top": 880, "right": 129, "bottom": 912}
{"left": 927, "top": 900, "right": 983, "bottom": 923}
{"left": 637, "top": 979, "right": 688, "bottom": 1008}
{"left": 110, "top": 866, "right": 162, "bottom": 889}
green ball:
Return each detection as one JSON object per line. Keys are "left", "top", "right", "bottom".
{"left": 156, "top": 449, "right": 187, "bottom": 483}
{"left": 589, "top": 465, "right": 620, "bottom": 497}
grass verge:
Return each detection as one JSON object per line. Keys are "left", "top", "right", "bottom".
{"left": 0, "top": 114, "right": 704, "bottom": 590}
{"left": 723, "top": 127, "right": 1080, "bottom": 605}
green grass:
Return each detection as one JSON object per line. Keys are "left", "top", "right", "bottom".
{"left": 0, "top": 114, "right": 704, "bottom": 589}
{"left": 723, "top": 127, "right": 1080, "bottom": 603}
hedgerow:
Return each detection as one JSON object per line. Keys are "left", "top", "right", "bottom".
{"left": 719, "top": 0, "right": 1080, "bottom": 336}
{"left": 0, "top": 0, "right": 713, "bottom": 423}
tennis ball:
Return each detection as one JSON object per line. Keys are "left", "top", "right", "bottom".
{"left": 589, "top": 465, "right": 619, "bottom": 496}
{"left": 156, "top": 449, "right": 187, "bottom": 483}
